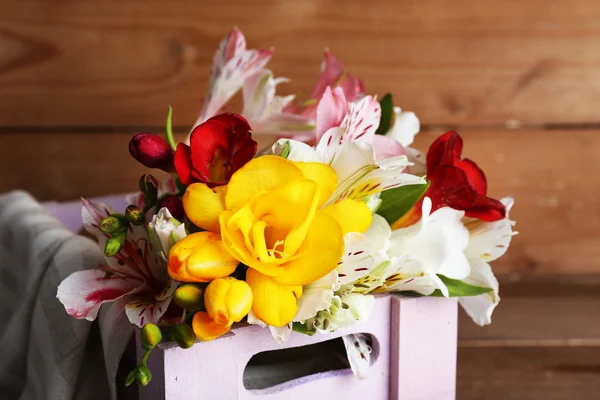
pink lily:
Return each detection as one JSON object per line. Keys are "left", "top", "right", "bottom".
{"left": 193, "top": 28, "right": 274, "bottom": 129}
{"left": 316, "top": 86, "right": 405, "bottom": 160}
{"left": 285, "top": 50, "right": 365, "bottom": 120}
{"left": 56, "top": 199, "right": 183, "bottom": 327}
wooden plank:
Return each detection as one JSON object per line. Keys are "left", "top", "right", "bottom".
{"left": 459, "top": 275, "right": 600, "bottom": 341}
{"left": 2, "top": 1, "right": 600, "bottom": 127}
{"left": 1, "top": 128, "right": 599, "bottom": 274}
{"left": 457, "top": 346, "right": 600, "bottom": 400}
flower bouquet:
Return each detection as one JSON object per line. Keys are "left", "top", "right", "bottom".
{"left": 57, "top": 29, "right": 516, "bottom": 389}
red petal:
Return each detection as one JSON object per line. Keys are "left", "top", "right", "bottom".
{"left": 457, "top": 158, "right": 488, "bottom": 195}
{"left": 189, "top": 120, "right": 230, "bottom": 181}
{"left": 466, "top": 196, "right": 506, "bottom": 221}
{"left": 426, "top": 131, "right": 463, "bottom": 172}
{"left": 231, "top": 134, "right": 258, "bottom": 171}
{"left": 174, "top": 143, "right": 194, "bottom": 185}
{"left": 209, "top": 112, "right": 252, "bottom": 132}
{"left": 427, "top": 165, "right": 477, "bottom": 212}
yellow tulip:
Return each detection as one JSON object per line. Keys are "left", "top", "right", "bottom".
{"left": 192, "top": 277, "right": 253, "bottom": 341}
{"left": 183, "top": 156, "right": 373, "bottom": 327}
{"left": 168, "top": 232, "right": 239, "bottom": 282}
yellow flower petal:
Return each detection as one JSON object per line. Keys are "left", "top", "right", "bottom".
{"left": 225, "top": 156, "right": 303, "bottom": 211}
{"left": 246, "top": 269, "right": 302, "bottom": 327}
{"left": 192, "top": 311, "right": 231, "bottom": 341}
{"left": 294, "top": 162, "right": 338, "bottom": 207}
{"left": 204, "top": 277, "right": 253, "bottom": 326}
{"left": 253, "top": 179, "right": 319, "bottom": 257}
{"left": 168, "top": 232, "right": 239, "bottom": 282}
{"left": 219, "top": 208, "right": 285, "bottom": 273}
{"left": 322, "top": 199, "right": 373, "bottom": 235}
{"left": 273, "top": 210, "right": 345, "bottom": 286}
{"left": 183, "top": 184, "right": 226, "bottom": 233}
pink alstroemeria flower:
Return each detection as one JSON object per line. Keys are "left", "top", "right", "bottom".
{"left": 316, "top": 86, "right": 405, "bottom": 160}
{"left": 193, "top": 28, "right": 274, "bottom": 129}
{"left": 57, "top": 199, "right": 183, "bottom": 327}
{"left": 285, "top": 50, "right": 365, "bottom": 120}
{"left": 241, "top": 69, "right": 314, "bottom": 137}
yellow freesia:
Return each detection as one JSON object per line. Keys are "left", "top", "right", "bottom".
{"left": 192, "top": 277, "right": 253, "bottom": 341}
{"left": 183, "top": 156, "right": 373, "bottom": 327}
{"left": 168, "top": 232, "right": 239, "bottom": 282}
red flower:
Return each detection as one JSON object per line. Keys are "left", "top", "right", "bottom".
{"left": 426, "top": 131, "right": 505, "bottom": 221}
{"left": 392, "top": 131, "right": 505, "bottom": 229}
{"left": 174, "top": 113, "right": 257, "bottom": 187}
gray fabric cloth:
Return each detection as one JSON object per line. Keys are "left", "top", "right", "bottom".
{"left": 0, "top": 191, "right": 134, "bottom": 400}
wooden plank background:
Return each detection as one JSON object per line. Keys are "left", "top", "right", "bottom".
{"left": 1, "top": 1, "right": 599, "bottom": 398}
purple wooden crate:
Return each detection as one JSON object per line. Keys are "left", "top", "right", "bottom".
{"left": 137, "top": 296, "right": 457, "bottom": 400}
{"left": 45, "top": 196, "right": 458, "bottom": 400}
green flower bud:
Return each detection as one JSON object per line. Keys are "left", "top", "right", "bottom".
{"left": 136, "top": 365, "right": 152, "bottom": 386}
{"left": 170, "top": 323, "right": 196, "bottom": 349}
{"left": 125, "top": 368, "right": 137, "bottom": 387}
{"left": 104, "top": 232, "right": 126, "bottom": 257}
{"left": 140, "top": 323, "right": 162, "bottom": 351}
{"left": 125, "top": 205, "right": 144, "bottom": 226}
{"left": 173, "top": 284, "right": 205, "bottom": 311}
{"left": 139, "top": 174, "right": 159, "bottom": 197}
{"left": 99, "top": 215, "right": 127, "bottom": 235}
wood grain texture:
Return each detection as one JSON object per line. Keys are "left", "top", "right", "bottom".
{"left": 459, "top": 275, "right": 600, "bottom": 341}
{"left": 1, "top": 0, "right": 600, "bottom": 127}
{"left": 2, "top": 128, "right": 599, "bottom": 274}
{"left": 457, "top": 346, "right": 600, "bottom": 400}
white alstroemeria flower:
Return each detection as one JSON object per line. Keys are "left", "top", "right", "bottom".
{"left": 378, "top": 198, "right": 471, "bottom": 297}
{"left": 460, "top": 198, "right": 517, "bottom": 325}
{"left": 272, "top": 137, "right": 425, "bottom": 206}
{"left": 242, "top": 69, "right": 314, "bottom": 136}
{"left": 57, "top": 199, "right": 184, "bottom": 328}
{"left": 192, "top": 29, "right": 273, "bottom": 132}
{"left": 147, "top": 208, "right": 187, "bottom": 260}
{"left": 387, "top": 106, "right": 420, "bottom": 148}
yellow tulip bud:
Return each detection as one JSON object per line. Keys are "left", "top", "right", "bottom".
{"left": 168, "top": 232, "right": 239, "bottom": 282}
{"left": 204, "top": 277, "right": 253, "bottom": 326}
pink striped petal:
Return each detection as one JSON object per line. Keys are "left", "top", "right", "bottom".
{"left": 195, "top": 29, "right": 274, "bottom": 126}
{"left": 316, "top": 87, "right": 348, "bottom": 141}
{"left": 344, "top": 95, "right": 381, "bottom": 142}
{"left": 57, "top": 269, "right": 140, "bottom": 321}
{"left": 372, "top": 134, "right": 406, "bottom": 160}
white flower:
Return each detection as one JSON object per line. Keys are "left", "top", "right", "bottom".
{"left": 387, "top": 106, "right": 420, "bottom": 147}
{"left": 241, "top": 69, "right": 314, "bottom": 136}
{"left": 376, "top": 198, "right": 471, "bottom": 297}
{"left": 460, "top": 198, "right": 517, "bottom": 325}
{"left": 147, "top": 208, "right": 187, "bottom": 260}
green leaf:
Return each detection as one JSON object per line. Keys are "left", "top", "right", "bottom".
{"left": 292, "top": 322, "right": 316, "bottom": 336}
{"left": 430, "top": 275, "right": 493, "bottom": 297}
{"left": 376, "top": 181, "right": 429, "bottom": 225}
{"left": 280, "top": 140, "right": 291, "bottom": 159}
{"left": 165, "top": 106, "right": 176, "bottom": 151}
{"left": 375, "top": 93, "right": 395, "bottom": 135}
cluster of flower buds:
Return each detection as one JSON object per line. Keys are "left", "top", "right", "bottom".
{"left": 98, "top": 194, "right": 147, "bottom": 257}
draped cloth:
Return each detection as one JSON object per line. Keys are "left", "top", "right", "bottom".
{"left": 0, "top": 191, "right": 134, "bottom": 400}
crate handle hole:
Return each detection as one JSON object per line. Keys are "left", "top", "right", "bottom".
{"left": 243, "top": 333, "right": 379, "bottom": 391}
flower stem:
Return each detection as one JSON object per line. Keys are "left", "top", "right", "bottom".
{"left": 165, "top": 106, "right": 177, "bottom": 151}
